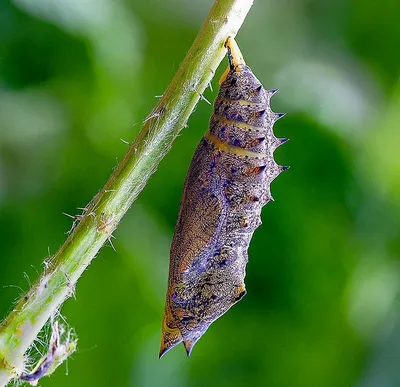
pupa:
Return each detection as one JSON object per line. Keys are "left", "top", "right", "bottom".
{"left": 160, "top": 37, "right": 288, "bottom": 358}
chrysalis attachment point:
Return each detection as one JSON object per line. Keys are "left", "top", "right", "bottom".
{"left": 224, "top": 36, "right": 246, "bottom": 69}
{"left": 219, "top": 37, "right": 246, "bottom": 84}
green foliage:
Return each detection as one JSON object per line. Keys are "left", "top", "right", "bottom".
{"left": 0, "top": 1, "right": 399, "bottom": 386}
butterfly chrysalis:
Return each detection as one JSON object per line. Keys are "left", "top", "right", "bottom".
{"left": 160, "top": 37, "right": 288, "bottom": 357}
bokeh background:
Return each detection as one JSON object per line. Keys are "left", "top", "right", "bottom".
{"left": 1, "top": 0, "right": 400, "bottom": 386}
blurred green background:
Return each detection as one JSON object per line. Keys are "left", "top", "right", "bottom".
{"left": 1, "top": 0, "right": 400, "bottom": 386}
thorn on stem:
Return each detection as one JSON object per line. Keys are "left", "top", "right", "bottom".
{"left": 62, "top": 212, "right": 75, "bottom": 220}
{"left": 107, "top": 236, "right": 116, "bottom": 251}
{"left": 196, "top": 90, "right": 211, "bottom": 105}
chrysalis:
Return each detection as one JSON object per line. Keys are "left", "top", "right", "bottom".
{"left": 160, "top": 37, "right": 288, "bottom": 358}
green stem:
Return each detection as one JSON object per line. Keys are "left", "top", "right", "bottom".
{"left": 0, "top": 0, "right": 254, "bottom": 385}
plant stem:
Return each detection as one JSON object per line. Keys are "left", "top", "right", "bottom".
{"left": 0, "top": 0, "right": 254, "bottom": 385}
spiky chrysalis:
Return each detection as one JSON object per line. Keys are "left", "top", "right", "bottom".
{"left": 160, "top": 37, "right": 288, "bottom": 357}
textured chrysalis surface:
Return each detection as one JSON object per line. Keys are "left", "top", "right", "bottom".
{"left": 160, "top": 37, "right": 288, "bottom": 358}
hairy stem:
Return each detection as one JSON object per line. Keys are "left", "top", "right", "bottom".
{"left": 0, "top": 0, "right": 254, "bottom": 385}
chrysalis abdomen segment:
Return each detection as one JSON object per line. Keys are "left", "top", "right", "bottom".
{"left": 160, "top": 39, "right": 287, "bottom": 358}
{"left": 208, "top": 65, "right": 281, "bottom": 206}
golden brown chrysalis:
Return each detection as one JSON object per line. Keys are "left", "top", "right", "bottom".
{"left": 160, "top": 37, "right": 288, "bottom": 358}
